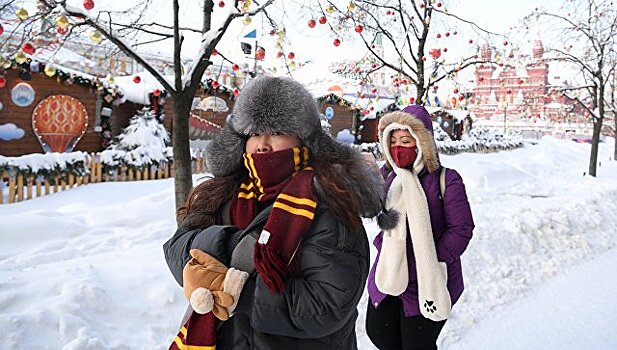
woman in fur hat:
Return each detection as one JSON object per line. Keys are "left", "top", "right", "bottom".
{"left": 366, "top": 105, "right": 474, "bottom": 350}
{"left": 163, "top": 76, "right": 384, "bottom": 349}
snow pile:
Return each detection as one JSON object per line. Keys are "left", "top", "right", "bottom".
{"left": 436, "top": 125, "right": 523, "bottom": 155}
{"left": 0, "top": 152, "right": 90, "bottom": 178}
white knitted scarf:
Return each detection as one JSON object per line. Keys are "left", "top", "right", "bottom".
{"left": 375, "top": 122, "right": 451, "bottom": 321}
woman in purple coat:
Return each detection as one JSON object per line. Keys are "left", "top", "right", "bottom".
{"left": 367, "top": 105, "right": 474, "bottom": 350}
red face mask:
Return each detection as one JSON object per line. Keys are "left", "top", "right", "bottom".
{"left": 390, "top": 146, "right": 418, "bottom": 168}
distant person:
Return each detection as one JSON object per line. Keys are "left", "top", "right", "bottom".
{"left": 164, "top": 76, "right": 384, "bottom": 349}
{"left": 366, "top": 105, "right": 475, "bottom": 350}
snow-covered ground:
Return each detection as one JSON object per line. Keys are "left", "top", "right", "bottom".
{"left": 1, "top": 136, "right": 616, "bottom": 349}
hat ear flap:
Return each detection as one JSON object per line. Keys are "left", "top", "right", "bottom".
{"left": 205, "top": 124, "right": 246, "bottom": 177}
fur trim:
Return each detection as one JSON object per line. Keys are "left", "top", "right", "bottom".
{"left": 190, "top": 287, "right": 214, "bottom": 315}
{"left": 223, "top": 268, "right": 249, "bottom": 316}
{"left": 378, "top": 111, "right": 440, "bottom": 173}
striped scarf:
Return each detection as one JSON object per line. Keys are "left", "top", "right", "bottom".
{"left": 169, "top": 311, "right": 216, "bottom": 350}
{"left": 231, "top": 146, "right": 317, "bottom": 293}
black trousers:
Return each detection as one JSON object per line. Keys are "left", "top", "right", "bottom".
{"left": 366, "top": 296, "right": 446, "bottom": 350}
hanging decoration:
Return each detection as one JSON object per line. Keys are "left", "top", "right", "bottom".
{"left": 22, "top": 43, "right": 36, "bottom": 55}
{"left": 242, "top": 14, "right": 252, "bottom": 25}
{"left": 44, "top": 65, "right": 57, "bottom": 77}
{"left": 347, "top": 2, "right": 357, "bottom": 11}
{"left": 89, "top": 30, "right": 103, "bottom": 44}
{"left": 133, "top": 75, "right": 141, "bottom": 84}
{"left": 0, "top": 76, "right": 6, "bottom": 89}
{"left": 56, "top": 15, "right": 70, "bottom": 29}
{"left": 16, "top": 8, "right": 29, "bottom": 21}
{"left": 325, "top": 5, "right": 335, "bottom": 13}
{"left": 83, "top": 0, "right": 95, "bottom": 11}
{"left": 14, "top": 52, "right": 27, "bottom": 64}
{"left": 0, "top": 24, "right": 4, "bottom": 35}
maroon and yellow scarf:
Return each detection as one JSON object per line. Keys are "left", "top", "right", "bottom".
{"left": 169, "top": 311, "right": 216, "bottom": 350}
{"left": 231, "top": 146, "right": 317, "bottom": 293}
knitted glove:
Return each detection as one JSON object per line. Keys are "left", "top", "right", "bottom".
{"left": 183, "top": 249, "right": 248, "bottom": 319}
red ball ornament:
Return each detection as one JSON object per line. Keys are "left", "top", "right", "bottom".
{"left": 218, "top": 1, "right": 225, "bottom": 7}
{"left": 355, "top": 25, "right": 363, "bottom": 33}
{"left": 518, "top": 79, "right": 524, "bottom": 84}
{"left": 287, "top": 52, "right": 295, "bottom": 59}
{"left": 133, "top": 76, "right": 141, "bottom": 84}
{"left": 211, "top": 48, "right": 218, "bottom": 55}
{"left": 22, "top": 43, "right": 36, "bottom": 55}
{"left": 211, "top": 81, "right": 220, "bottom": 89}
{"left": 459, "top": 95, "right": 465, "bottom": 101}
{"left": 443, "top": 47, "right": 448, "bottom": 52}
{"left": 445, "top": 32, "right": 450, "bottom": 37}
{"left": 409, "top": 97, "right": 415, "bottom": 104}
{"left": 506, "top": 89, "right": 512, "bottom": 94}
{"left": 433, "top": 85, "right": 439, "bottom": 91}
{"left": 437, "top": 2, "right": 443, "bottom": 7}
{"left": 319, "top": 16, "right": 327, "bottom": 24}
{"left": 429, "top": 48, "right": 441, "bottom": 59}
{"left": 83, "top": 0, "right": 95, "bottom": 11}
{"left": 333, "top": 38, "right": 341, "bottom": 47}
{"left": 422, "top": 56, "right": 427, "bottom": 61}
{"left": 308, "top": 19, "right": 316, "bottom": 28}
{"left": 233, "top": 88, "right": 240, "bottom": 96}
{"left": 232, "top": 64, "right": 240, "bottom": 71}
{"left": 386, "top": 10, "right": 391, "bottom": 15}
{"left": 503, "top": 40, "right": 508, "bottom": 46}
{"left": 153, "top": 89, "right": 161, "bottom": 97}
{"left": 436, "top": 33, "right": 442, "bottom": 39}
{"left": 0, "top": 76, "right": 6, "bottom": 89}
{"left": 454, "top": 88, "right": 459, "bottom": 94}
{"left": 419, "top": 4, "right": 425, "bottom": 9}
{"left": 468, "top": 39, "right": 473, "bottom": 44}
{"left": 277, "top": 51, "right": 283, "bottom": 58}
{"left": 0, "top": 24, "right": 4, "bottom": 36}
{"left": 57, "top": 27, "right": 68, "bottom": 35}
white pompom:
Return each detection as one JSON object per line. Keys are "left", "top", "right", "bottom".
{"left": 190, "top": 287, "right": 213, "bottom": 314}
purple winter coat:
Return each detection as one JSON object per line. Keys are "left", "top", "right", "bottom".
{"left": 367, "top": 165, "right": 474, "bottom": 317}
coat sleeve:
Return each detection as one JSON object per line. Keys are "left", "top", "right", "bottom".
{"left": 436, "top": 169, "right": 474, "bottom": 263}
{"left": 163, "top": 223, "right": 238, "bottom": 286}
{"left": 245, "top": 210, "right": 369, "bottom": 338}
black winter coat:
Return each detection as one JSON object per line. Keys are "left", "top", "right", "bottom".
{"left": 163, "top": 204, "right": 369, "bottom": 350}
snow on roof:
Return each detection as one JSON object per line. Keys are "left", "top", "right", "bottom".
{"left": 35, "top": 46, "right": 97, "bottom": 71}
{"left": 113, "top": 72, "right": 174, "bottom": 105}
{"left": 354, "top": 96, "right": 398, "bottom": 120}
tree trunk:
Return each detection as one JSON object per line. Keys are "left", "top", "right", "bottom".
{"left": 588, "top": 117, "right": 603, "bottom": 177}
{"left": 614, "top": 116, "right": 617, "bottom": 161}
{"left": 172, "top": 94, "right": 193, "bottom": 212}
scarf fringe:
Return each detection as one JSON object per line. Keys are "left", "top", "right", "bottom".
{"left": 254, "top": 244, "right": 289, "bottom": 293}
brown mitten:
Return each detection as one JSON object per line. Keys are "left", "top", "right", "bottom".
{"left": 183, "top": 249, "right": 249, "bottom": 320}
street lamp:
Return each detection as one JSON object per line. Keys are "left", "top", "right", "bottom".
{"left": 498, "top": 98, "right": 509, "bottom": 135}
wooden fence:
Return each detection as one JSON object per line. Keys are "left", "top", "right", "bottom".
{"left": 0, "top": 152, "right": 208, "bottom": 205}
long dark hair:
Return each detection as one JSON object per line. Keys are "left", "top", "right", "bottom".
{"left": 177, "top": 159, "right": 365, "bottom": 233}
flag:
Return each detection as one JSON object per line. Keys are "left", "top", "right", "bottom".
{"left": 244, "top": 29, "right": 257, "bottom": 38}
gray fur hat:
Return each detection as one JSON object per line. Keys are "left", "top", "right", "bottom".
{"left": 205, "top": 75, "right": 384, "bottom": 218}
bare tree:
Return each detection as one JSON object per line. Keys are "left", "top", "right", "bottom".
{"left": 528, "top": 0, "right": 617, "bottom": 176}
{"left": 300, "top": 0, "right": 506, "bottom": 103}
{"left": 3, "top": 0, "right": 274, "bottom": 212}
